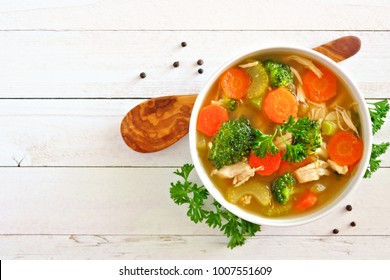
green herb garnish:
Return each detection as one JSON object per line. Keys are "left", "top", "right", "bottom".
{"left": 170, "top": 164, "right": 261, "bottom": 249}
{"left": 368, "top": 100, "right": 389, "bottom": 135}
{"left": 251, "top": 129, "right": 279, "bottom": 158}
{"left": 364, "top": 142, "right": 390, "bottom": 178}
{"left": 252, "top": 116, "right": 321, "bottom": 163}
{"left": 365, "top": 99, "right": 389, "bottom": 177}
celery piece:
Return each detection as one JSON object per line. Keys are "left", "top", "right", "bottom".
{"left": 226, "top": 180, "right": 271, "bottom": 206}
{"left": 245, "top": 61, "right": 269, "bottom": 108}
{"left": 321, "top": 120, "right": 337, "bottom": 136}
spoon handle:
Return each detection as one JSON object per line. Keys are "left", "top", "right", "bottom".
{"left": 313, "top": 36, "right": 361, "bottom": 62}
{"left": 121, "top": 36, "right": 361, "bottom": 153}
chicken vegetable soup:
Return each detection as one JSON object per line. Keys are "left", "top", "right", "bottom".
{"left": 196, "top": 53, "right": 363, "bottom": 218}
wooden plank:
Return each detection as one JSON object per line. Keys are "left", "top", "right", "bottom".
{"left": 0, "top": 0, "right": 388, "bottom": 31}
{"left": 0, "top": 167, "right": 389, "bottom": 236}
{"left": 0, "top": 99, "right": 389, "bottom": 167}
{"left": 0, "top": 31, "right": 389, "bottom": 98}
{"left": 1, "top": 234, "right": 389, "bottom": 259}
{"left": 0, "top": 99, "right": 192, "bottom": 167}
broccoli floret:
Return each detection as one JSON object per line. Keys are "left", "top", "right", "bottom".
{"left": 272, "top": 172, "right": 295, "bottom": 204}
{"left": 208, "top": 118, "right": 253, "bottom": 169}
{"left": 295, "top": 119, "right": 322, "bottom": 152}
{"left": 214, "top": 96, "right": 237, "bottom": 112}
{"left": 263, "top": 59, "right": 293, "bottom": 89}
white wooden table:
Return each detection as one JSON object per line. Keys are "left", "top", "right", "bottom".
{"left": 1, "top": 0, "right": 389, "bottom": 259}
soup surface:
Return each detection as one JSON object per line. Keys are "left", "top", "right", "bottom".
{"left": 196, "top": 52, "right": 363, "bottom": 218}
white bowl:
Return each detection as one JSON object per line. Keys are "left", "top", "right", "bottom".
{"left": 189, "top": 46, "right": 372, "bottom": 227}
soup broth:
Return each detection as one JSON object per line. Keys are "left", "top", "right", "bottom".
{"left": 196, "top": 52, "right": 363, "bottom": 218}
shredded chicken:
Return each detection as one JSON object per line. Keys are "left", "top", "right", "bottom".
{"left": 274, "top": 132, "right": 293, "bottom": 152}
{"left": 296, "top": 83, "right": 307, "bottom": 103}
{"left": 238, "top": 61, "right": 259, "bottom": 68}
{"left": 325, "top": 111, "right": 337, "bottom": 122}
{"left": 287, "top": 55, "right": 323, "bottom": 78}
{"left": 335, "top": 105, "right": 360, "bottom": 137}
{"left": 324, "top": 106, "right": 359, "bottom": 137}
{"left": 211, "top": 162, "right": 261, "bottom": 186}
{"left": 315, "top": 142, "right": 329, "bottom": 159}
{"left": 294, "top": 160, "right": 330, "bottom": 183}
{"left": 327, "top": 159, "right": 348, "bottom": 175}
{"left": 290, "top": 66, "right": 303, "bottom": 85}
{"left": 308, "top": 100, "right": 328, "bottom": 123}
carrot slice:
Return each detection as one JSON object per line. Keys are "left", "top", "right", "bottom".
{"left": 294, "top": 192, "right": 318, "bottom": 211}
{"left": 262, "top": 87, "right": 298, "bottom": 124}
{"left": 196, "top": 104, "right": 229, "bottom": 137}
{"left": 303, "top": 65, "right": 337, "bottom": 102}
{"left": 248, "top": 151, "right": 282, "bottom": 176}
{"left": 327, "top": 131, "right": 363, "bottom": 166}
{"left": 220, "top": 67, "right": 251, "bottom": 100}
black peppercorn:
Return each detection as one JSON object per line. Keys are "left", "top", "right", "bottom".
{"left": 198, "top": 68, "right": 204, "bottom": 74}
{"left": 350, "top": 221, "right": 356, "bottom": 227}
{"left": 346, "top": 205, "right": 352, "bottom": 211}
{"left": 181, "top": 42, "right": 187, "bottom": 47}
{"left": 173, "top": 61, "right": 179, "bottom": 68}
{"left": 139, "top": 72, "right": 146, "bottom": 79}
{"left": 333, "top": 229, "right": 339, "bottom": 234}
{"left": 197, "top": 59, "right": 204, "bottom": 66}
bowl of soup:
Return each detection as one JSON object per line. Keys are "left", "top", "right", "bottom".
{"left": 189, "top": 46, "right": 372, "bottom": 226}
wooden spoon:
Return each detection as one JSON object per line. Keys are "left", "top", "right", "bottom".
{"left": 121, "top": 36, "right": 361, "bottom": 153}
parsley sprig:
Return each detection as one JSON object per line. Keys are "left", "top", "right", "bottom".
{"left": 170, "top": 164, "right": 260, "bottom": 249}
{"left": 364, "top": 142, "right": 390, "bottom": 178}
{"left": 251, "top": 129, "right": 278, "bottom": 158}
{"left": 368, "top": 100, "right": 389, "bottom": 135}
{"left": 365, "top": 99, "right": 389, "bottom": 178}
{"left": 252, "top": 116, "right": 321, "bottom": 163}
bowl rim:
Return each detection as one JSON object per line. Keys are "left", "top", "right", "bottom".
{"left": 189, "top": 45, "right": 372, "bottom": 226}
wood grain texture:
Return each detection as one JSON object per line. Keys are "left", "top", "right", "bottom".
{"left": 0, "top": 0, "right": 389, "bottom": 30}
{"left": 0, "top": 99, "right": 388, "bottom": 167}
{"left": 1, "top": 235, "right": 389, "bottom": 260}
{"left": 313, "top": 36, "right": 361, "bottom": 62}
{"left": 0, "top": 31, "right": 389, "bottom": 99}
{"left": 0, "top": 167, "right": 389, "bottom": 236}
{"left": 121, "top": 94, "right": 197, "bottom": 152}
{"left": 0, "top": 0, "right": 389, "bottom": 260}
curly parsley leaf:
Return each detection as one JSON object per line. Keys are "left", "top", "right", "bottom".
{"left": 283, "top": 142, "right": 308, "bottom": 163}
{"left": 251, "top": 116, "right": 322, "bottom": 163}
{"left": 170, "top": 164, "right": 261, "bottom": 249}
{"left": 368, "top": 100, "right": 389, "bottom": 135}
{"left": 170, "top": 164, "right": 208, "bottom": 223}
{"left": 363, "top": 99, "right": 389, "bottom": 178}
{"left": 251, "top": 129, "right": 279, "bottom": 158}
{"left": 364, "top": 142, "right": 390, "bottom": 178}
{"left": 279, "top": 116, "right": 310, "bottom": 140}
